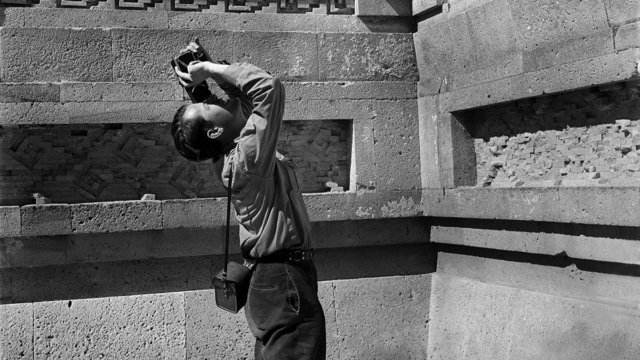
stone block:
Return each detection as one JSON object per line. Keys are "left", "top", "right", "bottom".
{"left": 0, "top": 83, "right": 60, "bottom": 103}
{"left": 510, "top": 0, "right": 611, "bottom": 53}
{"left": 60, "top": 83, "right": 181, "bottom": 103}
{"left": 318, "top": 33, "right": 418, "bottom": 82}
{"left": 71, "top": 201, "right": 162, "bottom": 233}
{"left": 604, "top": 0, "right": 640, "bottom": 26}
{"left": 33, "top": 294, "right": 185, "bottom": 359}
{"left": 284, "top": 99, "right": 374, "bottom": 120}
{"left": 284, "top": 81, "right": 417, "bottom": 101}
{"left": 317, "top": 281, "right": 339, "bottom": 360}
{"left": 0, "top": 269, "right": 11, "bottom": 303}
{"left": 0, "top": 303, "right": 33, "bottom": 360}
{"left": 11, "top": 262, "right": 123, "bottom": 303}
{"left": 122, "top": 256, "right": 218, "bottom": 295}
{"left": 357, "top": 216, "right": 429, "bottom": 246}
{"left": 21, "top": 204, "right": 71, "bottom": 237}
{"left": 148, "top": 227, "right": 233, "bottom": 259}
{"left": 432, "top": 225, "right": 640, "bottom": 265}
{"left": 0, "top": 27, "right": 113, "bottom": 82}
{"left": 234, "top": 31, "right": 319, "bottom": 81}
{"left": 427, "top": 187, "right": 640, "bottom": 227}
{"left": 66, "top": 232, "right": 148, "bottom": 264}
{"left": 0, "top": 236, "right": 66, "bottom": 269}
{"left": 22, "top": 8, "right": 169, "bottom": 28}
{"left": 522, "top": 29, "right": 614, "bottom": 72}
{"left": 1, "top": 8, "right": 24, "bottom": 27}
{"left": 615, "top": 22, "right": 640, "bottom": 52}
{"left": 428, "top": 274, "right": 640, "bottom": 359}
{"left": 0, "top": 206, "right": 20, "bottom": 237}
{"left": 418, "top": 96, "right": 442, "bottom": 190}
{"left": 311, "top": 220, "right": 360, "bottom": 248}
{"left": 378, "top": 190, "right": 424, "bottom": 218}
{"left": 304, "top": 191, "right": 380, "bottom": 222}
{"left": 162, "top": 198, "right": 230, "bottom": 229}
{"left": 413, "top": 18, "right": 461, "bottom": 95}
{"left": 315, "top": 244, "right": 435, "bottom": 281}
{"left": 351, "top": 119, "right": 377, "bottom": 191}
{"left": 413, "top": 0, "right": 441, "bottom": 15}
{"left": 333, "top": 275, "right": 431, "bottom": 359}
{"left": 0, "top": 102, "right": 69, "bottom": 125}
{"left": 436, "top": 112, "right": 476, "bottom": 188}
{"left": 372, "top": 100, "right": 422, "bottom": 191}
{"left": 184, "top": 289, "right": 253, "bottom": 359}
{"left": 356, "top": 0, "right": 412, "bottom": 16}
{"left": 437, "top": 252, "right": 640, "bottom": 306}
{"left": 65, "top": 100, "right": 182, "bottom": 124}
{"left": 111, "top": 29, "right": 234, "bottom": 83}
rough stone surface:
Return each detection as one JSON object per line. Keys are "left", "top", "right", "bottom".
{"left": 0, "top": 236, "right": 66, "bottom": 269}
{"left": 60, "top": 83, "right": 181, "bottom": 103}
{"left": 311, "top": 220, "right": 360, "bottom": 249}
{"left": 148, "top": 227, "right": 231, "bottom": 258}
{"left": 418, "top": 96, "right": 442, "bottom": 189}
{"left": 428, "top": 274, "right": 640, "bottom": 359}
{"left": 21, "top": 204, "right": 71, "bottom": 237}
{"left": 357, "top": 216, "right": 428, "bottom": 246}
{"left": 372, "top": 100, "right": 421, "bottom": 191}
{"left": 437, "top": 113, "right": 476, "bottom": 188}
{"left": 0, "top": 83, "right": 60, "bottom": 103}
{"left": 0, "top": 102, "right": 70, "bottom": 125}
{"left": 71, "top": 201, "right": 162, "bottom": 233}
{"left": 0, "top": 303, "right": 33, "bottom": 360}
{"left": 122, "top": 256, "right": 215, "bottom": 296}
{"left": 284, "top": 99, "right": 374, "bottom": 120}
{"left": 111, "top": 29, "right": 234, "bottom": 83}
{"left": 0, "top": 269, "right": 11, "bottom": 303}
{"left": 184, "top": 290, "right": 254, "bottom": 360}
{"left": 604, "top": 0, "right": 640, "bottom": 26}
{"left": 378, "top": 191, "right": 424, "bottom": 218}
{"left": 235, "top": 31, "right": 319, "bottom": 81}
{"left": 19, "top": 8, "right": 170, "bottom": 28}
{"left": 351, "top": 119, "right": 377, "bottom": 191}
{"left": 162, "top": 198, "right": 231, "bottom": 229}
{"left": 318, "top": 33, "right": 418, "bottom": 82}
{"left": 333, "top": 275, "right": 431, "bottom": 359}
{"left": 615, "top": 22, "right": 640, "bottom": 52}
{"left": 33, "top": 294, "right": 185, "bottom": 359}
{"left": 0, "top": 27, "right": 113, "bottom": 82}
{"left": 284, "top": 81, "right": 417, "bottom": 101}
{"left": 356, "top": 0, "right": 412, "bottom": 16}
{"left": 11, "top": 262, "right": 123, "bottom": 303}
{"left": 66, "top": 232, "right": 148, "bottom": 264}
{"left": 0, "top": 207, "right": 20, "bottom": 237}
{"left": 304, "top": 192, "right": 381, "bottom": 221}
{"left": 437, "top": 253, "right": 640, "bottom": 306}
{"left": 426, "top": 187, "right": 640, "bottom": 227}
{"left": 433, "top": 226, "right": 640, "bottom": 265}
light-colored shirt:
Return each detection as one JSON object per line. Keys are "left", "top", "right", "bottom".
{"left": 213, "top": 63, "right": 312, "bottom": 260}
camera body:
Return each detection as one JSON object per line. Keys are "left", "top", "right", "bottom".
{"left": 171, "top": 51, "right": 212, "bottom": 103}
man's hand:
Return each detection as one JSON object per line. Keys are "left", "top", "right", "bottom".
{"left": 183, "top": 37, "right": 213, "bottom": 63}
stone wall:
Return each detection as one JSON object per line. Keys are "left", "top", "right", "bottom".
{"left": 416, "top": 0, "right": 640, "bottom": 359}
{"left": 0, "top": 2, "right": 432, "bottom": 359}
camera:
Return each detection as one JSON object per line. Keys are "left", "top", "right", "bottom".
{"left": 171, "top": 51, "right": 212, "bottom": 103}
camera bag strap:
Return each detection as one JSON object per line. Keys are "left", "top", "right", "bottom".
{"left": 221, "top": 167, "right": 233, "bottom": 296}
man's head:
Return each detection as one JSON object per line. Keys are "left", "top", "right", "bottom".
{"left": 171, "top": 97, "right": 246, "bottom": 162}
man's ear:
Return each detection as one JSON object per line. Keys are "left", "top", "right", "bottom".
{"left": 206, "top": 127, "right": 223, "bottom": 139}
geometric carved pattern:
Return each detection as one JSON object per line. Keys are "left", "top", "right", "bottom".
{"left": 4, "top": 132, "right": 45, "bottom": 170}
{"left": 72, "top": 164, "right": 109, "bottom": 200}
{"left": 0, "top": 0, "right": 354, "bottom": 13}
{"left": 0, "top": 120, "right": 351, "bottom": 205}
{"left": 169, "top": 160, "right": 207, "bottom": 198}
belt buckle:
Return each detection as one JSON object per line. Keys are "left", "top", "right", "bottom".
{"left": 290, "top": 250, "right": 303, "bottom": 262}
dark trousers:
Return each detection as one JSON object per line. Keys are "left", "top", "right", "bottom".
{"left": 245, "top": 261, "right": 326, "bottom": 360}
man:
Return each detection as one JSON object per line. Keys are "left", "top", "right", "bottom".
{"left": 171, "top": 40, "right": 326, "bottom": 360}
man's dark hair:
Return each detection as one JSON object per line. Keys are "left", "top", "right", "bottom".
{"left": 171, "top": 104, "right": 222, "bottom": 162}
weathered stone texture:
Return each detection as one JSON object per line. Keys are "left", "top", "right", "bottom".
{"left": 0, "top": 83, "right": 60, "bottom": 103}
{"left": 0, "top": 236, "right": 66, "bottom": 269}
{"left": 428, "top": 273, "right": 640, "bottom": 359}
{"left": 318, "top": 33, "right": 419, "bottom": 82}
{"left": 418, "top": 96, "right": 442, "bottom": 189}
{"left": 603, "top": 0, "right": 640, "bottom": 26}
{"left": 111, "top": 29, "right": 234, "bottom": 83}
{"left": 72, "top": 201, "right": 162, "bottom": 233}
{"left": 20, "top": 8, "right": 170, "bottom": 28}
{"left": 33, "top": 294, "right": 185, "bottom": 359}
{"left": 235, "top": 31, "right": 319, "bottom": 81}
{"left": 122, "top": 256, "right": 215, "bottom": 295}
{"left": 615, "top": 22, "right": 640, "bottom": 52}
{"left": 413, "top": 0, "right": 441, "bottom": 15}
{"left": 333, "top": 275, "right": 431, "bottom": 359}
{"left": 0, "top": 207, "right": 20, "bottom": 237}
{"left": 60, "top": 83, "right": 181, "bottom": 103}
{"left": 356, "top": 0, "right": 412, "bottom": 16}
{"left": 184, "top": 290, "right": 254, "bottom": 360}
{"left": 66, "top": 232, "right": 148, "bottom": 264}
{"left": 20, "top": 204, "right": 71, "bottom": 236}
{"left": 0, "top": 28, "right": 113, "bottom": 82}
{"left": 163, "top": 198, "right": 230, "bottom": 229}
{"left": 351, "top": 119, "right": 377, "bottom": 191}
{"left": 0, "top": 303, "right": 33, "bottom": 360}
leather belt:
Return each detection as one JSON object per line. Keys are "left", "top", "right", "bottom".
{"left": 258, "top": 249, "right": 315, "bottom": 263}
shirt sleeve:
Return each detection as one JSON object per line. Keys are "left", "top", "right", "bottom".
{"left": 220, "top": 62, "right": 285, "bottom": 177}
